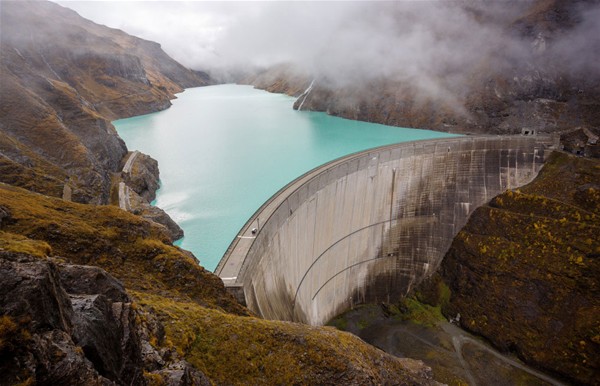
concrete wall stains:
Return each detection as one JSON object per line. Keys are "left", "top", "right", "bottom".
{"left": 216, "top": 136, "right": 554, "bottom": 325}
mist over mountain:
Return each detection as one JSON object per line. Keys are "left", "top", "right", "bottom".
{"left": 57, "top": 0, "right": 600, "bottom": 134}
{"left": 193, "top": 1, "right": 597, "bottom": 86}
{"left": 236, "top": 0, "right": 600, "bottom": 134}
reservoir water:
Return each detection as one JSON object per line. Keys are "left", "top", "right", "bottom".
{"left": 114, "top": 84, "right": 458, "bottom": 271}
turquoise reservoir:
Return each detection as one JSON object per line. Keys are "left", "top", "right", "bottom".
{"left": 114, "top": 84, "right": 458, "bottom": 271}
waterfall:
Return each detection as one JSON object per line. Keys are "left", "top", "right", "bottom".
{"left": 296, "top": 79, "right": 315, "bottom": 111}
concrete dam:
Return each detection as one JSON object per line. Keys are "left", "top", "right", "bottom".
{"left": 216, "top": 135, "right": 554, "bottom": 326}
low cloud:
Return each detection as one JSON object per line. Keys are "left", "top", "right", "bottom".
{"left": 58, "top": 0, "right": 600, "bottom": 99}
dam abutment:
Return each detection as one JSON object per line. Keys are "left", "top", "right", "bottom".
{"left": 216, "top": 135, "right": 554, "bottom": 325}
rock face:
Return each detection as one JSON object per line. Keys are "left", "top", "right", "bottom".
{"left": 0, "top": 252, "right": 125, "bottom": 385}
{"left": 0, "top": 250, "right": 215, "bottom": 385}
{"left": 417, "top": 152, "right": 600, "bottom": 385}
{"left": 121, "top": 151, "right": 184, "bottom": 240}
{"left": 123, "top": 153, "right": 161, "bottom": 203}
{"left": 0, "top": 1, "right": 209, "bottom": 204}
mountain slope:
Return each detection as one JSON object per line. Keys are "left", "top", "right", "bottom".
{"left": 414, "top": 152, "right": 600, "bottom": 384}
{"left": 0, "top": 0, "right": 209, "bottom": 204}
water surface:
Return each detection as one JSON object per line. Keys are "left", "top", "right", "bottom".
{"left": 114, "top": 85, "right": 458, "bottom": 271}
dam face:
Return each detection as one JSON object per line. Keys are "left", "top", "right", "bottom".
{"left": 216, "top": 136, "right": 553, "bottom": 326}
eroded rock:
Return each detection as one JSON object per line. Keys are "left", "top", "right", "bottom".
{"left": 70, "top": 295, "right": 144, "bottom": 384}
{"left": 151, "top": 361, "right": 211, "bottom": 386}
{"left": 0, "top": 250, "right": 197, "bottom": 385}
{"left": 0, "top": 252, "right": 73, "bottom": 333}
{"left": 119, "top": 151, "right": 184, "bottom": 241}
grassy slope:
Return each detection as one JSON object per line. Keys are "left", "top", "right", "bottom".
{"left": 436, "top": 152, "right": 600, "bottom": 384}
{"left": 0, "top": 183, "right": 435, "bottom": 384}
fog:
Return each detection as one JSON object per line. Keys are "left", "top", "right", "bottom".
{"left": 57, "top": 0, "right": 600, "bottom": 93}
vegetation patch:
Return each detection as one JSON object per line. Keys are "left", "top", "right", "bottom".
{"left": 383, "top": 297, "right": 446, "bottom": 328}
{"left": 134, "top": 292, "right": 428, "bottom": 385}
{"left": 0, "top": 231, "right": 51, "bottom": 259}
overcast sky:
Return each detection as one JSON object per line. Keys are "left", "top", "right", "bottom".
{"left": 55, "top": 1, "right": 242, "bottom": 68}
{"left": 54, "top": 1, "right": 530, "bottom": 71}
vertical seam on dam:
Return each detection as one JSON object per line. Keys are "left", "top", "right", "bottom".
{"left": 216, "top": 135, "right": 554, "bottom": 325}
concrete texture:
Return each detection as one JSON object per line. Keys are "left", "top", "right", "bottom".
{"left": 216, "top": 136, "right": 554, "bottom": 326}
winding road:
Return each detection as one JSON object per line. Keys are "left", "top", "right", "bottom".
{"left": 441, "top": 323, "right": 567, "bottom": 386}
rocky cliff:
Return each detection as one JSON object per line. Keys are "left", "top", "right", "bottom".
{"left": 0, "top": 0, "right": 209, "bottom": 204}
{"left": 416, "top": 152, "right": 600, "bottom": 384}
{"left": 120, "top": 151, "right": 184, "bottom": 240}
{"left": 248, "top": 0, "right": 600, "bottom": 136}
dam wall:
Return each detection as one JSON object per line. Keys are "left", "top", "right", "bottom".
{"left": 216, "top": 136, "right": 553, "bottom": 326}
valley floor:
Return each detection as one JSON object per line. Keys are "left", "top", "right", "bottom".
{"left": 331, "top": 304, "right": 567, "bottom": 386}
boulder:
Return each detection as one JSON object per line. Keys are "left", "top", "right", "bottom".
{"left": 59, "top": 264, "right": 130, "bottom": 303}
{"left": 31, "top": 329, "right": 113, "bottom": 386}
{"left": 151, "top": 361, "right": 211, "bottom": 386}
{"left": 0, "top": 252, "right": 73, "bottom": 333}
{"left": 70, "top": 295, "right": 144, "bottom": 385}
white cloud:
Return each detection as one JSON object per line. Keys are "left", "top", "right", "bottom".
{"left": 55, "top": 0, "right": 600, "bottom": 95}
{"left": 55, "top": 0, "right": 241, "bottom": 66}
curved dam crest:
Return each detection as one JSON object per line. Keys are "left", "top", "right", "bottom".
{"left": 216, "top": 135, "right": 555, "bottom": 326}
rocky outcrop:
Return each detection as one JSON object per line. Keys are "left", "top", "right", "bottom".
{"left": 59, "top": 265, "right": 130, "bottom": 303}
{"left": 0, "top": 252, "right": 73, "bottom": 335}
{"left": 0, "top": 0, "right": 210, "bottom": 204}
{"left": 0, "top": 252, "right": 119, "bottom": 385}
{"left": 0, "top": 250, "right": 215, "bottom": 385}
{"left": 120, "top": 151, "right": 184, "bottom": 240}
{"left": 122, "top": 152, "right": 160, "bottom": 203}
{"left": 135, "top": 204, "right": 184, "bottom": 242}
